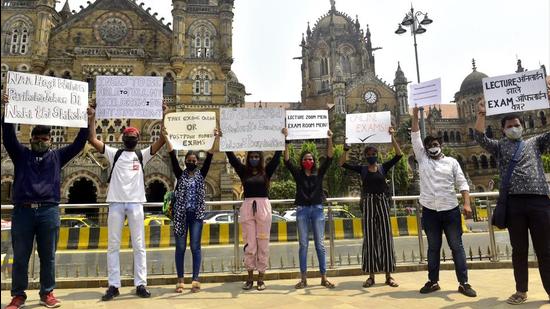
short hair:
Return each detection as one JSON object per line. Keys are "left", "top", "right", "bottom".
{"left": 184, "top": 151, "right": 198, "bottom": 161}
{"left": 423, "top": 135, "right": 442, "bottom": 147}
{"left": 363, "top": 146, "right": 378, "bottom": 155}
{"left": 31, "top": 125, "right": 51, "bottom": 137}
{"left": 500, "top": 113, "right": 522, "bottom": 128}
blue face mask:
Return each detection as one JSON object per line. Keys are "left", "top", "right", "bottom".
{"left": 249, "top": 158, "right": 260, "bottom": 167}
{"left": 366, "top": 156, "right": 378, "bottom": 165}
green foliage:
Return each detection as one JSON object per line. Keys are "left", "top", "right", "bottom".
{"left": 269, "top": 180, "right": 296, "bottom": 200}
{"left": 543, "top": 153, "right": 550, "bottom": 173}
{"left": 442, "top": 146, "right": 458, "bottom": 158}
{"left": 326, "top": 144, "right": 349, "bottom": 197}
{"left": 379, "top": 149, "right": 410, "bottom": 196}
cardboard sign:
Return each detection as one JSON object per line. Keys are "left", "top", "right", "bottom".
{"left": 409, "top": 78, "right": 442, "bottom": 107}
{"left": 5, "top": 71, "right": 88, "bottom": 127}
{"left": 220, "top": 108, "right": 285, "bottom": 151}
{"left": 345, "top": 111, "right": 391, "bottom": 144}
{"left": 483, "top": 69, "right": 549, "bottom": 116}
{"left": 95, "top": 76, "right": 163, "bottom": 119}
{"left": 164, "top": 112, "right": 216, "bottom": 150}
{"left": 286, "top": 110, "right": 329, "bottom": 140}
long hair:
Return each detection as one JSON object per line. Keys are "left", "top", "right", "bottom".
{"left": 299, "top": 150, "right": 318, "bottom": 174}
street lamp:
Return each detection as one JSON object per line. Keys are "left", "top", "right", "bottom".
{"left": 395, "top": 5, "right": 433, "bottom": 139}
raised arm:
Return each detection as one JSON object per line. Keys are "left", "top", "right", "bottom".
{"left": 326, "top": 129, "right": 334, "bottom": 158}
{"left": 1, "top": 94, "right": 25, "bottom": 158}
{"left": 168, "top": 150, "right": 183, "bottom": 179}
{"left": 266, "top": 150, "right": 282, "bottom": 178}
{"left": 87, "top": 105, "right": 105, "bottom": 153}
{"left": 226, "top": 151, "right": 244, "bottom": 170}
{"left": 473, "top": 98, "right": 499, "bottom": 155}
{"left": 389, "top": 126, "right": 402, "bottom": 156}
{"left": 57, "top": 126, "right": 90, "bottom": 166}
{"left": 410, "top": 106, "right": 427, "bottom": 162}
{"left": 339, "top": 144, "right": 350, "bottom": 167}
{"left": 150, "top": 103, "right": 168, "bottom": 155}
{"left": 282, "top": 127, "right": 290, "bottom": 162}
{"left": 200, "top": 152, "right": 213, "bottom": 177}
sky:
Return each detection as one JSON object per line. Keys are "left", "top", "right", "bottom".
{"left": 59, "top": 0, "right": 550, "bottom": 104}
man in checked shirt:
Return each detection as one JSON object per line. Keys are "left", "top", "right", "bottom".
{"left": 411, "top": 106, "right": 476, "bottom": 298}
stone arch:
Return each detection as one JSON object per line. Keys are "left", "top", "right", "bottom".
{"left": 61, "top": 171, "right": 104, "bottom": 202}
{"left": 471, "top": 156, "right": 479, "bottom": 170}
{"left": 480, "top": 154, "right": 489, "bottom": 169}
{"left": 17, "top": 64, "right": 30, "bottom": 71}
{"left": 187, "top": 19, "right": 218, "bottom": 37}
{"left": 489, "top": 155, "right": 497, "bottom": 169}
{"left": 145, "top": 174, "right": 172, "bottom": 203}
{"left": 188, "top": 66, "right": 216, "bottom": 80}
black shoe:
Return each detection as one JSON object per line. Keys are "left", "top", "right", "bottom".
{"left": 101, "top": 286, "right": 120, "bottom": 301}
{"left": 136, "top": 285, "right": 151, "bottom": 298}
{"left": 420, "top": 281, "right": 440, "bottom": 294}
{"left": 458, "top": 283, "right": 477, "bottom": 297}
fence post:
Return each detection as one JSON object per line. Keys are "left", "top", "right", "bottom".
{"left": 328, "top": 204, "right": 335, "bottom": 269}
{"left": 233, "top": 203, "right": 240, "bottom": 273}
{"left": 415, "top": 200, "right": 425, "bottom": 264}
{"left": 486, "top": 196, "right": 499, "bottom": 262}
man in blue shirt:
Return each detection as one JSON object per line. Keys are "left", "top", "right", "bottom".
{"left": 2, "top": 94, "right": 90, "bottom": 309}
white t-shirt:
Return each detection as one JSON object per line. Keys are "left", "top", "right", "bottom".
{"left": 104, "top": 145, "right": 153, "bottom": 203}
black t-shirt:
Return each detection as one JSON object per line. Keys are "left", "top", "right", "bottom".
{"left": 342, "top": 155, "right": 402, "bottom": 195}
{"left": 226, "top": 151, "right": 282, "bottom": 198}
{"left": 285, "top": 157, "right": 332, "bottom": 206}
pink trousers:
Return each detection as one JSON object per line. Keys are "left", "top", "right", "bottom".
{"left": 239, "top": 198, "right": 272, "bottom": 272}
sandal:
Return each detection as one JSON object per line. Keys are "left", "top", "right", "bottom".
{"left": 191, "top": 281, "right": 201, "bottom": 293}
{"left": 295, "top": 280, "right": 308, "bottom": 289}
{"left": 321, "top": 279, "right": 335, "bottom": 289}
{"left": 175, "top": 282, "right": 184, "bottom": 293}
{"left": 506, "top": 292, "right": 527, "bottom": 305}
{"left": 385, "top": 277, "right": 399, "bottom": 287}
{"left": 257, "top": 281, "right": 266, "bottom": 291}
{"left": 362, "top": 277, "right": 375, "bottom": 288}
{"left": 242, "top": 281, "right": 254, "bottom": 290}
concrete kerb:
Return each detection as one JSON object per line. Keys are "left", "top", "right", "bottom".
{"left": 1, "top": 261, "right": 538, "bottom": 290}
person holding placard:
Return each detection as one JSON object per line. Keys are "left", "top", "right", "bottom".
{"left": 411, "top": 106, "right": 476, "bottom": 298}
{"left": 225, "top": 145, "right": 283, "bottom": 291}
{"left": 163, "top": 127, "right": 219, "bottom": 293}
{"left": 475, "top": 99, "right": 550, "bottom": 305}
{"left": 2, "top": 94, "right": 90, "bottom": 309}
{"left": 87, "top": 105, "right": 166, "bottom": 301}
{"left": 282, "top": 129, "right": 335, "bottom": 289}
{"left": 339, "top": 127, "right": 402, "bottom": 289}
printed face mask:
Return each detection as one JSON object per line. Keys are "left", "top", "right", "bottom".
{"left": 31, "top": 140, "right": 50, "bottom": 153}
{"left": 427, "top": 147, "right": 442, "bottom": 157}
{"left": 504, "top": 126, "right": 523, "bottom": 140}
{"left": 123, "top": 136, "right": 138, "bottom": 149}
{"left": 366, "top": 156, "right": 378, "bottom": 165}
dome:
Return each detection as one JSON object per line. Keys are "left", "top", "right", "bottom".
{"left": 459, "top": 60, "right": 488, "bottom": 93}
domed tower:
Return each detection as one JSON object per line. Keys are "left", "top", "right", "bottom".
{"left": 455, "top": 59, "right": 488, "bottom": 121}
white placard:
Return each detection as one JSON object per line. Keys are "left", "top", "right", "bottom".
{"left": 345, "top": 111, "right": 391, "bottom": 144}
{"left": 5, "top": 71, "right": 88, "bottom": 127}
{"left": 285, "top": 110, "right": 329, "bottom": 140}
{"left": 483, "top": 69, "right": 549, "bottom": 116}
{"left": 409, "top": 78, "right": 442, "bottom": 107}
{"left": 164, "top": 112, "right": 216, "bottom": 151}
{"left": 95, "top": 76, "right": 163, "bottom": 119}
{"left": 220, "top": 108, "right": 285, "bottom": 151}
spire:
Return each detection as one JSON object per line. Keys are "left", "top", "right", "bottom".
{"left": 366, "top": 24, "right": 371, "bottom": 39}
{"left": 472, "top": 58, "right": 477, "bottom": 71}
{"left": 330, "top": 0, "right": 336, "bottom": 11}
{"left": 516, "top": 59, "right": 525, "bottom": 73}
{"left": 355, "top": 15, "right": 360, "bottom": 30}
{"left": 301, "top": 33, "right": 305, "bottom": 46}
{"left": 394, "top": 61, "right": 407, "bottom": 84}
{"left": 60, "top": 0, "right": 72, "bottom": 19}
{"left": 306, "top": 22, "right": 311, "bottom": 37}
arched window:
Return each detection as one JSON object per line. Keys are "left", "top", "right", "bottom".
{"left": 7, "top": 20, "right": 32, "bottom": 55}
{"left": 192, "top": 70, "right": 212, "bottom": 96}
{"left": 149, "top": 122, "right": 162, "bottom": 142}
{"left": 340, "top": 55, "right": 351, "bottom": 74}
{"left": 489, "top": 155, "right": 496, "bottom": 168}
{"left": 450, "top": 131, "right": 456, "bottom": 143}
{"left": 194, "top": 26, "right": 212, "bottom": 58}
{"left": 486, "top": 125, "right": 493, "bottom": 138}
{"left": 62, "top": 71, "right": 72, "bottom": 79}
{"left": 480, "top": 155, "right": 489, "bottom": 169}
{"left": 1, "top": 64, "right": 8, "bottom": 91}
{"left": 443, "top": 131, "right": 449, "bottom": 143}
{"left": 540, "top": 111, "right": 547, "bottom": 126}
{"left": 457, "top": 155, "right": 465, "bottom": 169}
{"left": 468, "top": 128, "right": 474, "bottom": 140}
{"left": 320, "top": 57, "right": 329, "bottom": 76}
{"left": 51, "top": 126, "right": 65, "bottom": 142}
{"left": 456, "top": 131, "right": 462, "bottom": 143}
{"left": 163, "top": 73, "right": 175, "bottom": 96}
{"left": 471, "top": 156, "right": 479, "bottom": 169}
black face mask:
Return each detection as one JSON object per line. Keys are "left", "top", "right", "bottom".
{"left": 185, "top": 162, "right": 197, "bottom": 171}
{"left": 122, "top": 136, "right": 138, "bottom": 149}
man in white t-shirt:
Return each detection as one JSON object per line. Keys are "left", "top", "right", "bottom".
{"left": 87, "top": 107, "right": 166, "bottom": 301}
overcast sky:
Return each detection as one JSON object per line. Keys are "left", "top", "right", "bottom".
{"left": 60, "top": 0, "right": 550, "bottom": 104}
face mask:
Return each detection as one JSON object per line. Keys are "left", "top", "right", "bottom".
{"left": 123, "top": 136, "right": 138, "bottom": 149}
{"left": 31, "top": 140, "right": 50, "bottom": 153}
{"left": 427, "top": 147, "right": 442, "bottom": 157}
{"left": 185, "top": 162, "right": 197, "bottom": 171}
{"left": 504, "top": 126, "right": 523, "bottom": 140}
{"left": 302, "top": 160, "right": 314, "bottom": 170}
{"left": 366, "top": 156, "right": 378, "bottom": 165}
{"left": 249, "top": 158, "right": 260, "bottom": 167}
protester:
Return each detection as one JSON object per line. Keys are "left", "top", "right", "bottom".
{"left": 411, "top": 106, "right": 476, "bottom": 297}
{"left": 2, "top": 94, "right": 89, "bottom": 309}
{"left": 339, "top": 127, "right": 402, "bottom": 288}
{"left": 163, "top": 128, "right": 219, "bottom": 293}
{"left": 475, "top": 99, "right": 550, "bottom": 305}
{"left": 87, "top": 105, "right": 166, "bottom": 301}
{"left": 225, "top": 133, "right": 283, "bottom": 291}
{"left": 283, "top": 129, "right": 335, "bottom": 289}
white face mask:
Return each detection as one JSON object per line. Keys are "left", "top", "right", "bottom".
{"left": 428, "top": 147, "right": 442, "bottom": 157}
{"left": 504, "top": 126, "right": 523, "bottom": 140}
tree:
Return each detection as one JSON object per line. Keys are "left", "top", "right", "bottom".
{"left": 326, "top": 144, "right": 349, "bottom": 197}
{"left": 379, "top": 149, "right": 410, "bottom": 196}
{"left": 269, "top": 180, "right": 296, "bottom": 200}
{"left": 543, "top": 153, "right": 550, "bottom": 173}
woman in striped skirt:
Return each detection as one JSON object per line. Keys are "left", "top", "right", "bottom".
{"left": 339, "top": 127, "right": 402, "bottom": 288}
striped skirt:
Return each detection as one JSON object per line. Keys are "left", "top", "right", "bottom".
{"left": 361, "top": 193, "right": 396, "bottom": 273}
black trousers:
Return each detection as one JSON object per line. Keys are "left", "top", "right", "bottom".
{"left": 506, "top": 194, "right": 550, "bottom": 294}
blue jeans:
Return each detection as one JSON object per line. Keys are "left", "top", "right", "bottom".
{"left": 174, "top": 211, "right": 203, "bottom": 280}
{"left": 421, "top": 206, "right": 468, "bottom": 284}
{"left": 11, "top": 205, "right": 60, "bottom": 297}
{"left": 297, "top": 205, "right": 327, "bottom": 275}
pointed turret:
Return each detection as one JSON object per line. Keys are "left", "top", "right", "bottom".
{"left": 60, "top": 0, "right": 73, "bottom": 20}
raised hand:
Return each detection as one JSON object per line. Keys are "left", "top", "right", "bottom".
{"left": 282, "top": 127, "right": 288, "bottom": 137}
{"left": 477, "top": 98, "right": 486, "bottom": 116}
{"left": 327, "top": 129, "right": 333, "bottom": 138}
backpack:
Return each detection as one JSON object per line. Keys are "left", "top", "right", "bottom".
{"left": 108, "top": 149, "right": 144, "bottom": 182}
{"left": 163, "top": 191, "right": 176, "bottom": 220}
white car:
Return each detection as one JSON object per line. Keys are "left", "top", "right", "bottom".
{"left": 282, "top": 209, "right": 297, "bottom": 222}
{"left": 203, "top": 212, "right": 234, "bottom": 224}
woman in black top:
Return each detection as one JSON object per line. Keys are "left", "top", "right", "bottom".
{"left": 226, "top": 148, "right": 282, "bottom": 291}
{"left": 339, "top": 127, "right": 403, "bottom": 288}
{"left": 283, "top": 129, "right": 336, "bottom": 289}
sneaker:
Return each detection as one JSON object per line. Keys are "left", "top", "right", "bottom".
{"left": 39, "top": 292, "right": 61, "bottom": 308}
{"left": 136, "top": 285, "right": 151, "bottom": 298}
{"left": 458, "top": 283, "right": 477, "bottom": 297}
{"left": 420, "top": 281, "right": 441, "bottom": 294}
{"left": 101, "top": 286, "right": 120, "bottom": 301}
{"left": 5, "top": 295, "right": 26, "bottom": 309}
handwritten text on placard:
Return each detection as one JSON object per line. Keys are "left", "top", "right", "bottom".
{"left": 286, "top": 110, "right": 329, "bottom": 140}
{"left": 345, "top": 111, "right": 391, "bottom": 144}
{"left": 164, "top": 112, "right": 216, "bottom": 151}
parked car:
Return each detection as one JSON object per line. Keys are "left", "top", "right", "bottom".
{"left": 282, "top": 209, "right": 297, "bottom": 222}
{"left": 203, "top": 213, "right": 287, "bottom": 224}
{"left": 324, "top": 208, "right": 356, "bottom": 219}
{"left": 124, "top": 214, "right": 172, "bottom": 226}
{"left": 271, "top": 214, "right": 287, "bottom": 222}
{"left": 60, "top": 216, "right": 98, "bottom": 228}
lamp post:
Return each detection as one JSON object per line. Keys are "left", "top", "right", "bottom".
{"left": 395, "top": 5, "right": 433, "bottom": 139}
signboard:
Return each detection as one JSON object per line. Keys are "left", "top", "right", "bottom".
{"left": 285, "top": 110, "right": 329, "bottom": 140}
{"left": 95, "top": 76, "right": 163, "bottom": 119}
{"left": 5, "top": 71, "right": 88, "bottom": 127}
{"left": 345, "top": 111, "right": 391, "bottom": 144}
{"left": 482, "top": 69, "right": 549, "bottom": 116}
{"left": 220, "top": 108, "right": 285, "bottom": 151}
{"left": 409, "top": 78, "right": 442, "bottom": 107}
{"left": 164, "top": 112, "right": 216, "bottom": 150}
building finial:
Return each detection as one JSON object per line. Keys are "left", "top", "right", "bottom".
{"left": 516, "top": 59, "right": 525, "bottom": 73}
{"left": 472, "top": 58, "right": 477, "bottom": 71}
{"left": 330, "top": 0, "right": 336, "bottom": 11}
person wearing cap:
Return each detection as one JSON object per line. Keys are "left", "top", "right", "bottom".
{"left": 87, "top": 105, "right": 166, "bottom": 301}
{"left": 2, "top": 94, "right": 90, "bottom": 309}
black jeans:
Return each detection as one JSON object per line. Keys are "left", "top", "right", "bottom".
{"left": 422, "top": 206, "right": 468, "bottom": 284}
{"left": 506, "top": 194, "right": 550, "bottom": 294}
